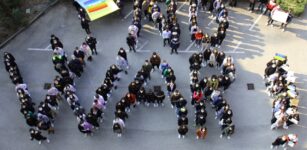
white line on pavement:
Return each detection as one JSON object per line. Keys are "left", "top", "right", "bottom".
{"left": 143, "top": 28, "right": 159, "bottom": 35}
{"left": 177, "top": 2, "right": 187, "bottom": 12}
{"left": 143, "top": 24, "right": 158, "bottom": 30}
{"left": 122, "top": 10, "right": 133, "bottom": 20}
{"left": 249, "top": 14, "right": 263, "bottom": 31}
{"left": 208, "top": 17, "right": 215, "bottom": 26}
{"left": 44, "top": 44, "right": 51, "bottom": 49}
{"left": 28, "top": 48, "right": 53, "bottom": 51}
{"left": 181, "top": 21, "right": 189, "bottom": 25}
{"left": 125, "top": 50, "right": 152, "bottom": 53}
{"left": 232, "top": 41, "right": 242, "bottom": 52}
{"left": 137, "top": 40, "right": 149, "bottom": 50}
{"left": 185, "top": 41, "right": 195, "bottom": 51}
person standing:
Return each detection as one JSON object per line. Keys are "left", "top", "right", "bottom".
{"left": 113, "top": 117, "right": 125, "bottom": 137}
{"left": 150, "top": 52, "right": 161, "bottom": 70}
{"left": 162, "top": 28, "right": 171, "bottom": 47}
{"left": 73, "top": 47, "right": 85, "bottom": 65}
{"left": 118, "top": 47, "right": 127, "bottom": 61}
{"left": 81, "top": 18, "right": 91, "bottom": 34}
{"left": 126, "top": 33, "right": 136, "bottom": 52}
{"left": 178, "top": 125, "right": 188, "bottom": 138}
{"left": 196, "top": 127, "right": 208, "bottom": 139}
{"left": 116, "top": 53, "right": 129, "bottom": 75}
{"left": 85, "top": 35, "right": 98, "bottom": 55}
{"left": 80, "top": 42, "right": 93, "bottom": 61}
{"left": 170, "top": 38, "right": 180, "bottom": 54}
{"left": 29, "top": 128, "right": 50, "bottom": 144}
{"left": 50, "top": 34, "right": 63, "bottom": 50}
{"left": 249, "top": 0, "right": 256, "bottom": 12}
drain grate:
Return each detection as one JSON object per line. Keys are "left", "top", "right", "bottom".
{"left": 247, "top": 83, "right": 255, "bottom": 90}
{"left": 43, "top": 83, "right": 51, "bottom": 90}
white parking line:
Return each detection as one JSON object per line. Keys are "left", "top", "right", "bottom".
{"left": 137, "top": 40, "right": 149, "bottom": 50}
{"left": 44, "top": 44, "right": 51, "bottom": 49}
{"left": 143, "top": 24, "right": 158, "bottom": 31}
{"left": 249, "top": 14, "right": 263, "bottom": 31}
{"left": 185, "top": 41, "right": 195, "bottom": 51}
{"left": 208, "top": 17, "right": 215, "bottom": 26}
{"left": 181, "top": 21, "right": 189, "bottom": 25}
{"left": 28, "top": 48, "right": 52, "bottom": 51}
{"left": 143, "top": 28, "right": 159, "bottom": 35}
{"left": 232, "top": 41, "right": 242, "bottom": 52}
{"left": 177, "top": 2, "right": 187, "bottom": 12}
{"left": 122, "top": 10, "right": 133, "bottom": 20}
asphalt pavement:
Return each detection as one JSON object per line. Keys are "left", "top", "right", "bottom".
{"left": 0, "top": 1, "right": 306, "bottom": 150}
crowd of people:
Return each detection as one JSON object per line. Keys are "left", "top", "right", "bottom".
{"left": 188, "top": 0, "right": 229, "bottom": 52}
{"left": 248, "top": 0, "right": 293, "bottom": 32}
{"left": 112, "top": 52, "right": 191, "bottom": 138}
{"left": 264, "top": 54, "right": 300, "bottom": 131}
{"left": 4, "top": 52, "right": 52, "bottom": 144}
{"left": 188, "top": 49, "right": 236, "bottom": 139}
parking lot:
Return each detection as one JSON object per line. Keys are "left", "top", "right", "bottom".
{"left": 0, "top": 1, "right": 306, "bottom": 150}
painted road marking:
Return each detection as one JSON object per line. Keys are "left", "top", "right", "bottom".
{"left": 232, "top": 41, "right": 242, "bottom": 52}
{"left": 249, "top": 14, "right": 263, "bottom": 31}
{"left": 28, "top": 48, "right": 53, "bottom": 51}
{"left": 122, "top": 10, "right": 133, "bottom": 20}
{"left": 184, "top": 41, "right": 195, "bottom": 51}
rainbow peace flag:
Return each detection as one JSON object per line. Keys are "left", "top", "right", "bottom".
{"left": 77, "top": 0, "right": 119, "bottom": 21}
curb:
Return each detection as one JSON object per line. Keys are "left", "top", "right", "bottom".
{"left": 0, "top": 0, "right": 60, "bottom": 49}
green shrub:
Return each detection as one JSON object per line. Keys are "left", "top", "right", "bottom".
{"left": 277, "top": 0, "right": 307, "bottom": 16}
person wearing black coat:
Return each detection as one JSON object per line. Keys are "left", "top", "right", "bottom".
{"left": 264, "top": 64, "right": 277, "bottom": 78}
{"left": 137, "top": 87, "right": 147, "bottom": 104}
{"left": 178, "top": 125, "right": 188, "bottom": 138}
{"left": 81, "top": 18, "right": 91, "bottom": 34}
{"left": 73, "top": 47, "right": 85, "bottom": 64}
{"left": 216, "top": 51, "right": 225, "bottom": 68}
{"left": 221, "top": 75, "right": 232, "bottom": 90}
{"left": 118, "top": 47, "right": 127, "bottom": 61}
{"left": 86, "top": 113, "right": 99, "bottom": 128}
{"left": 155, "top": 90, "right": 165, "bottom": 106}
{"left": 196, "top": 114, "right": 206, "bottom": 127}
{"left": 86, "top": 36, "right": 98, "bottom": 55}
{"left": 210, "top": 33, "right": 218, "bottom": 47}
{"left": 126, "top": 33, "right": 136, "bottom": 52}
{"left": 50, "top": 34, "right": 63, "bottom": 50}
{"left": 29, "top": 128, "right": 49, "bottom": 144}
{"left": 178, "top": 116, "right": 188, "bottom": 126}
{"left": 217, "top": 30, "right": 226, "bottom": 47}
{"left": 114, "top": 109, "right": 128, "bottom": 121}
{"left": 68, "top": 58, "right": 83, "bottom": 77}
{"left": 170, "top": 38, "right": 180, "bottom": 54}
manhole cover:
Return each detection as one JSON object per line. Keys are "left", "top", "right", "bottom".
{"left": 43, "top": 83, "right": 51, "bottom": 90}
{"left": 247, "top": 83, "right": 255, "bottom": 90}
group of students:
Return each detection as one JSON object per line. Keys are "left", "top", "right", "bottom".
{"left": 263, "top": 54, "right": 300, "bottom": 131}
{"left": 51, "top": 34, "right": 98, "bottom": 78}
{"left": 248, "top": 0, "right": 293, "bottom": 32}
{"left": 113, "top": 52, "right": 171, "bottom": 137}
{"left": 188, "top": 1, "right": 229, "bottom": 52}
{"left": 158, "top": 0, "right": 181, "bottom": 54}
{"left": 4, "top": 52, "right": 54, "bottom": 144}
{"left": 188, "top": 50, "right": 235, "bottom": 139}
{"left": 51, "top": 35, "right": 99, "bottom": 136}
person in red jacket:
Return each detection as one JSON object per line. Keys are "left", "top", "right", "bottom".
{"left": 191, "top": 90, "right": 203, "bottom": 105}
{"left": 195, "top": 30, "right": 204, "bottom": 49}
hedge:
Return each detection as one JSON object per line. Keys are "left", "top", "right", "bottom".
{"left": 276, "top": 0, "right": 307, "bottom": 16}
